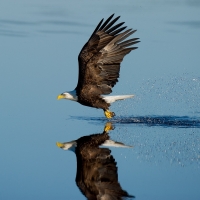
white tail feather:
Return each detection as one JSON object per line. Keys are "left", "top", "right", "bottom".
{"left": 101, "top": 140, "right": 133, "bottom": 148}
{"left": 103, "top": 95, "right": 134, "bottom": 104}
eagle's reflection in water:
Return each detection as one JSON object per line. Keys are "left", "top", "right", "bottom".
{"left": 56, "top": 123, "right": 134, "bottom": 200}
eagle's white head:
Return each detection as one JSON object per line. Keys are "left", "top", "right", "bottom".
{"left": 57, "top": 90, "right": 78, "bottom": 101}
{"left": 56, "top": 141, "right": 77, "bottom": 152}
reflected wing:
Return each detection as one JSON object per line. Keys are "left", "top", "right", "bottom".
{"left": 75, "top": 133, "right": 134, "bottom": 199}
{"left": 76, "top": 14, "right": 139, "bottom": 95}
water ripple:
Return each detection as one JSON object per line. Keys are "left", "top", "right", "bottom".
{"left": 71, "top": 115, "right": 200, "bottom": 128}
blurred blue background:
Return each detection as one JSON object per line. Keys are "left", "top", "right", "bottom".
{"left": 0, "top": 0, "right": 200, "bottom": 199}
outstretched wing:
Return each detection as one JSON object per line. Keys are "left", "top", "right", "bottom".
{"left": 76, "top": 14, "right": 139, "bottom": 95}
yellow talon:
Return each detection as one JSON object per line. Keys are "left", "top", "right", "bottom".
{"left": 104, "top": 110, "right": 115, "bottom": 119}
{"left": 104, "top": 122, "right": 114, "bottom": 132}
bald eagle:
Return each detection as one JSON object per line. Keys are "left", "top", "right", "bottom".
{"left": 56, "top": 123, "right": 134, "bottom": 199}
{"left": 57, "top": 14, "right": 139, "bottom": 118}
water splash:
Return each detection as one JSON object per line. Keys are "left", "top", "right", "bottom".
{"left": 113, "top": 74, "right": 200, "bottom": 117}
{"left": 70, "top": 115, "right": 200, "bottom": 128}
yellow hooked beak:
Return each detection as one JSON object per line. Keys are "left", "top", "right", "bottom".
{"left": 56, "top": 142, "right": 65, "bottom": 148}
{"left": 57, "top": 94, "right": 65, "bottom": 100}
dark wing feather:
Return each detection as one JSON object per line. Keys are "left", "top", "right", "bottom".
{"left": 76, "top": 14, "right": 139, "bottom": 96}
{"left": 75, "top": 132, "right": 134, "bottom": 199}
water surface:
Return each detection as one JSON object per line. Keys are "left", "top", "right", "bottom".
{"left": 0, "top": 0, "right": 200, "bottom": 200}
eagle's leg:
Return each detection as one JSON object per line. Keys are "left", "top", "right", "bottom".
{"left": 104, "top": 122, "right": 114, "bottom": 132}
{"left": 104, "top": 109, "right": 115, "bottom": 119}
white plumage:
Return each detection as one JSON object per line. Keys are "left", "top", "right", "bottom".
{"left": 103, "top": 95, "right": 134, "bottom": 104}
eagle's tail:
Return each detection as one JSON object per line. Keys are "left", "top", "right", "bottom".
{"left": 102, "top": 139, "right": 133, "bottom": 148}
{"left": 103, "top": 94, "right": 134, "bottom": 104}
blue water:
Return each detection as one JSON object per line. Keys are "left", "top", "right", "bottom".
{"left": 0, "top": 0, "right": 200, "bottom": 199}
{"left": 72, "top": 115, "right": 200, "bottom": 128}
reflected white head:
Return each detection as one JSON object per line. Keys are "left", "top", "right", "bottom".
{"left": 56, "top": 141, "right": 77, "bottom": 152}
